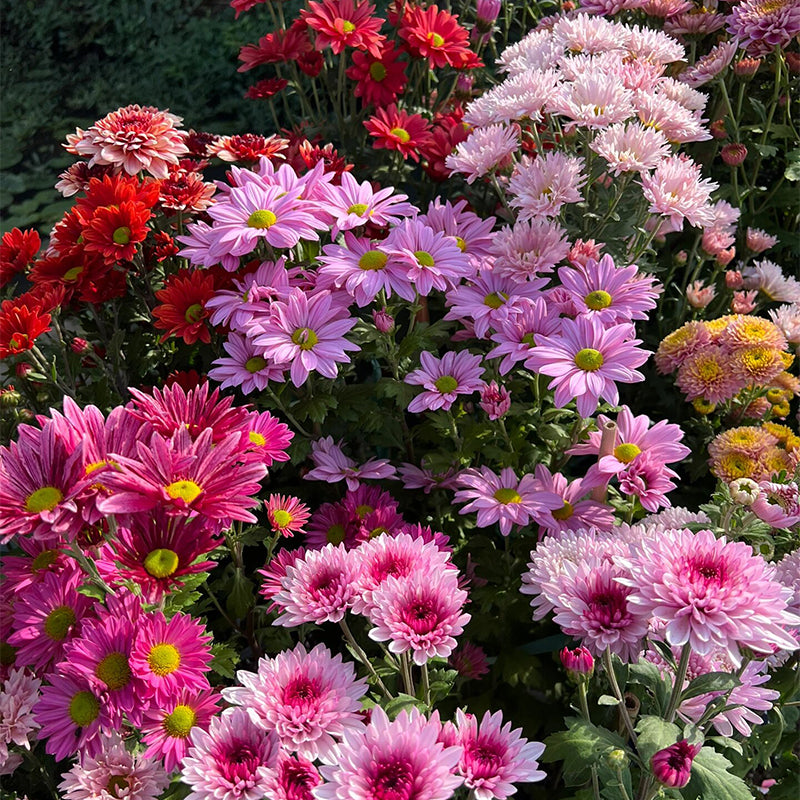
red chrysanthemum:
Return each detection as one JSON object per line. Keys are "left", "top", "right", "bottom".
{"left": 238, "top": 27, "right": 313, "bottom": 71}
{"left": 153, "top": 269, "right": 217, "bottom": 345}
{"left": 0, "top": 228, "right": 40, "bottom": 287}
{"left": 208, "top": 133, "right": 289, "bottom": 163}
{"left": 245, "top": 78, "right": 290, "bottom": 100}
{"left": 364, "top": 104, "right": 433, "bottom": 162}
{"left": 0, "top": 299, "right": 51, "bottom": 358}
{"left": 75, "top": 174, "right": 161, "bottom": 215}
{"left": 399, "top": 4, "right": 478, "bottom": 69}
{"left": 419, "top": 110, "right": 470, "bottom": 181}
{"left": 82, "top": 202, "right": 152, "bottom": 263}
{"left": 347, "top": 42, "right": 408, "bottom": 107}
{"left": 301, "top": 0, "right": 386, "bottom": 57}
{"left": 158, "top": 167, "right": 215, "bottom": 213}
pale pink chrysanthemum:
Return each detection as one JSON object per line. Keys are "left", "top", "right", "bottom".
{"left": 686, "top": 280, "right": 716, "bottom": 309}
{"left": 547, "top": 72, "right": 635, "bottom": 130}
{"left": 445, "top": 124, "right": 519, "bottom": 184}
{"left": 768, "top": 304, "right": 800, "bottom": 346}
{"left": 271, "top": 543, "right": 359, "bottom": 626}
{"left": 367, "top": 567, "right": 470, "bottom": 665}
{"left": 727, "top": 0, "right": 800, "bottom": 57}
{"left": 454, "top": 466, "right": 563, "bottom": 536}
{"left": 0, "top": 669, "right": 40, "bottom": 769}
{"left": 590, "top": 122, "right": 670, "bottom": 175}
{"left": 66, "top": 105, "right": 188, "bottom": 179}
{"left": 497, "top": 30, "right": 561, "bottom": 77}
{"left": 404, "top": 350, "right": 487, "bottom": 413}
{"left": 620, "top": 528, "right": 799, "bottom": 663}
{"left": 507, "top": 152, "right": 586, "bottom": 220}
{"left": 58, "top": 732, "right": 169, "bottom": 800}
{"left": 641, "top": 155, "right": 718, "bottom": 230}
{"left": 623, "top": 24, "right": 685, "bottom": 63}
{"left": 664, "top": 7, "right": 726, "bottom": 35}
{"left": 775, "top": 548, "right": 800, "bottom": 616}
{"left": 634, "top": 90, "right": 711, "bottom": 144}
{"left": 181, "top": 706, "right": 279, "bottom": 800}
{"left": 746, "top": 227, "right": 778, "bottom": 255}
{"left": 656, "top": 78, "right": 708, "bottom": 113}
{"left": 223, "top": 642, "right": 368, "bottom": 762}
{"left": 304, "top": 436, "right": 396, "bottom": 491}
{"left": 490, "top": 218, "right": 570, "bottom": 280}
{"left": 315, "top": 705, "right": 464, "bottom": 800}
{"left": 454, "top": 709, "right": 545, "bottom": 799}
{"left": 397, "top": 463, "right": 463, "bottom": 494}
{"left": 551, "top": 15, "right": 624, "bottom": 55}
{"left": 743, "top": 260, "right": 800, "bottom": 303}
{"left": 463, "top": 71, "right": 561, "bottom": 126}
{"left": 679, "top": 40, "right": 737, "bottom": 88}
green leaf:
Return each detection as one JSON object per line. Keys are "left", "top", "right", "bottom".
{"left": 383, "top": 693, "right": 427, "bottom": 719}
{"left": 598, "top": 694, "right": 621, "bottom": 706}
{"left": 681, "top": 671, "right": 740, "bottom": 701}
{"left": 635, "top": 716, "right": 681, "bottom": 764}
{"left": 754, "top": 143, "right": 778, "bottom": 158}
{"left": 785, "top": 148, "right": 800, "bottom": 181}
{"left": 209, "top": 641, "right": 240, "bottom": 679}
{"left": 226, "top": 568, "right": 255, "bottom": 620}
{"left": 683, "top": 747, "right": 754, "bottom": 800}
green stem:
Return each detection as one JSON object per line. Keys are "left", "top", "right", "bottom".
{"left": 664, "top": 644, "right": 692, "bottom": 723}
{"left": 603, "top": 649, "right": 638, "bottom": 746}
{"left": 399, "top": 652, "right": 415, "bottom": 696}
{"left": 340, "top": 619, "right": 393, "bottom": 700}
{"left": 421, "top": 661, "right": 431, "bottom": 706}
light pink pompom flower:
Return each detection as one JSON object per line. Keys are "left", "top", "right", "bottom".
{"left": 58, "top": 732, "right": 169, "bottom": 800}
{"left": 368, "top": 567, "right": 470, "bottom": 665}
{"left": 223, "top": 643, "right": 368, "bottom": 763}
{"left": 490, "top": 218, "right": 571, "bottom": 280}
{"left": 590, "top": 122, "right": 670, "bottom": 175}
{"left": 314, "top": 706, "right": 464, "bottom": 800}
{"left": 405, "top": 350, "right": 487, "bottom": 413}
{"left": 454, "top": 709, "right": 546, "bottom": 799}
{"left": 620, "top": 528, "right": 799, "bottom": 663}
{"left": 181, "top": 707, "right": 279, "bottom": 800}
{"left": 746, "top": 227, "right": 778, "bottom": 255}
{"left": 0, "top": 669, "right": 40, "bottom": 770}
{"left": 547, "top": 72, "right": 635, "bottom": 130}
{"left": 507, "top": 152, "right": 586, "bottom": 220}
{"left": 641, "top": 154, "right": 718, "bottom": 230}
{"left": 304, "top": 436, "right": 396, "bottom": 491}
{"left": 445, "top": 124, "right": 519, "bottom": 184}
{"left": 525, "top": 316, "right": 651, "bottom": 418}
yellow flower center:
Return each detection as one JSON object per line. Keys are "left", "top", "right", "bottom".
{"left": 551, "top": 500, "right": 574, "bottom": 520}
{"left": 272, "top": 509, "right": 293, "bottom": 528}
{"left": 249, "top": 431, "right": 266, "bottom": 446}
{"left": 574, "top": 348, "right": 604, "bottom": 371}
{"left": 85, "top": 459, "right": 110, "bottom": 476}
{"left": 347, "top": 203, "right": 369, "bottom": 216}
{"left": 428, "top": 32, "right": 445, "bottom": 47}
{"left": 585, "top": 290, "right": 612, "bottom": 310}
{"left": 369, "top": 62, "right": 387, "bottom": 81}
{"left": 340, "top": 19, "right": 356, "bottom": 33}
{"left": 493, "top": 488, "right": 521, "bottom": 504}
{"left": 695, "top": 358, "right": 722, "bottom": 381}
{"left": 63, "top": 266, "right": 84, "bottom": 282}
{"left": 164, "top": 479, "right": 202, "bottom": 504}
{"left": 291, "top": 327, "right": 319, "bottom": 350}
{"left": 31, "top": 549, "right": 58, "bottom": 572}
{"left": 147, "top": 643, "right": 181, "bottom": 676}
{"left": 68, "top": 691, "right": 100, "bottom": 727}
{"left": 25, "top": 486, "right": 63, "bottom": 514}
{"left": 144, "top": 548, "right": 180, "bottom": 579}
{"left": 454, "top": 236, "right": 467, "bottom": 252}
{"left": 327, "top": 524, "right": 346, "bottom": 545}
{"left": 44, "top": 605, "right": 76, "bottom": 641}
{"left": 247, "top": 209, "right": 277, "bottom": 229}
{"left": 163, "top": 704, "right": 197, "bottom": 738}
{"left": 358, "top": 250, "right": 387, "bottom": 271}
{"left": 184, "top": 303, "right": 204, "bottom": 324}
{"left": 484, "top": 292, "right": 507, "bottom": 309}
{"left": 356, "top": 504, "right": 374, "bottom": 518}
{"left": 390, "top": 127, "right": 411, "bottom": 143}
{"left": 434, "top": 375, "right": 458, "bottom": 393}
{"left": 414, "top": 250, "right": 435, "bottom": 267}
{"left": 614, "top": 443, "right": 642, "bottom": 463}
{"left": 766, "top": 388, "right": 786, "bottom": 404}
{"left": 245, "top": 356, "right": 267, "bottom": 373}
{"left": 95, "top": 651, "right": 131, "bottom": 690}
{"left": 112, "top": 227, "right": 131, "bottom": 245}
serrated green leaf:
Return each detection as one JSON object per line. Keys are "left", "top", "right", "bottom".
{"left": 635, "top": 716, "right": 681, "bottom": 764}
{"left": 683, "top": 746, "right": 753, "bottom": 800}
{"left": 383, "top": 693, "right": 427, "bottom": 718}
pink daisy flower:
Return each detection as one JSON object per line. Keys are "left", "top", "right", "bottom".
{"left": 315, "top": 706, "right": 464, "bottom": 800}
{"left": 620, "top": 528, "right": 799, "bottom": 663}
{"left": 418, "top": 198, "right": 496, "bottom": 267}
{"left": 267, "top": 494, "right": 311, "bottom": 538}
{"left": 264, "top": 752, "right": 322, "bottom": 800}
{"left": 0, "top": 537, "right": 70, "bottom": 595}
{"left": 507, "top": 152, "right": 586, "bottom": 220}
{"left": 367, "top": 567, "right": 470, "bottom": 665}
{"left": 58, "top": 732, "right": 169, "bottom": 800}
{"left": 129, "top": 611, "right": 212, "bottom": 703}
{"left": 490, "top": 219, "right": 570, "bottom": 280}
{"left": 445, "top": 124, "right": 520, "bottom": 184}
{"left": 254, "top": 289, "right": 359, "bottom": 387}
{"left": 640, "top": 154, "right": 717, "bottom": 230}
{"left": 223, "top": 642, "right": 368, "bottom": 762}
{"left": 532, "top": 465, "right": 614, "bottom": 536}
{"left": 271, "top": 543, "right": 359, "bottom": 626}
{"left": 181, "top": 706, "right": 279, "bottom": 800}
{"left": 454, "top": 709, "right": 546, "bottom": 799}
{"left": 304, "top": 503, "right": 360, "bottom": 549}
{"left": 455, "top": 466, "right": 563, "bottom": 536}
{"left": 404, "top": 350, "right": 487, "bottom": 413}
{"left": 304, "top": 436, "right": 396, "bottom": 492}
{"left": 141, "top": 688, "right": 220, "bottom": 774}
{"left": 258, "top": 547, "right": 308, "bottom": 609}
{"left": 590, "top": 122, "right": 670, "bottom": 175}
{"left": 239, "top": 410, "right": 294, "bottom": 466}
{"left": 209, "top": 333, "right": 289, "bottom": 393}
{"left": 397, "top": 463, "right": 462, "bottom": 494}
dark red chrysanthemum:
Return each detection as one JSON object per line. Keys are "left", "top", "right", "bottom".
{"left": 419, "top": 109, "right": 470, "bottom": 181}
{"left": 301, "top": 0, "right": 386, "bottom": 57}
{"left": 399, "top": 4, "right": 480, "bottom": 69}
{"left": 153, "top": 269, "right": 217, "bottom": 344}
{"left": 245, "top": 78, "right": 290, "bottom": 100}
{"left": 82, "top": 202, "right": 152, "bottom": 263}
{"left": 185, "top": 130, "right": 221, "bottom": 159}
{"left": 347, "top": 42, "right": 408, "bottom": 107}
{"left": 0, "top": 228, "right": 41, "bottom": 287}
{"left": 208, "top": 134, "right": 289, "bottom": 163}
{"left": 364, "top": 104, "right": 433, "bottom": 162}
{"left": 0, "top": 299, "right": 51, "bottom": 358}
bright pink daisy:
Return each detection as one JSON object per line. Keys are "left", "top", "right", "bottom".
{"left": 454, "top": 709, "right": 546, "bottom": 799}
{"left": 129, "top": 611, "right": 212, "bottom": 703}
{"left": 267, "top": 494, "right": 311, "bottom": 538}
{"left": 257, "top": 547, "right": 309, "bottom": 609}
{"left": 418, "top": 198, "right": 496, "bottom": 265}
{"left": 181, "top": 706, "right": 279, "bottom": 800}
{"left": 455, "top": 466, "right": 563, "bottom": 536}
{"left": 0, "top": 537, "right": 70, "bottom": 595}
{"left": 315, "top": 706, "right": 464, "bottom": 800}
{"left": 239, "top": 409, "right": 294, "bottom": 466}
{"left": 532, "top": 465, "right": 614, "bottom": 536}
{"left": 223, "top": 642, "right": 368, "bottom": 762}
{"left": 524, "top": 316, "right": 651, "bottom": 418}
{"left": 405, "top": 350, "right": 486, "bottom": 413}
{"left": 304, "top": 436, "right": 396, "bottom": 491}
{"left": 254, "top": 289, "right": 359, "bottom": 387}
{"left": 301, "top": 0, "right": 386, "bottom": 57}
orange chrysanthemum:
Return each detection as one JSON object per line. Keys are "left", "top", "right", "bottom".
{"left": 153, "top": 269, "right": 217, "bottom": 345}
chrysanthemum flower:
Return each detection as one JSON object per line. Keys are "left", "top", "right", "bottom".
{"left": 418, "top": 198, "right": 495, "bottom": 265}
{"left": 0, "top": 228, "right": 40, "bottom": 287}
{"left": 0, "top": 668, "right": 40, "bottom": 769}
{"left": 129, "top": 611, "right": 212, "bottom": 703}
{"left": 315, "top": 706, "right": 464, "bottom": 800}
{"left": 364, "top": 105, "right": 433, "bottom": 162}
{"left": 301, "top": 0, "right": 386, "bottom": 57}
{"left": 727, "top": 0, "right": 800, "bottom": 57}
{"left": 223, "top": 642, "right": 368, "bottom": 762}
{"left": 445, "top": 124, "right": 519, "bottom": 184}
{"left": 404, "top": 350, "right": 486, "bottom": 413}
{"left": 82, "top": 201, "right": 151, "bottom": 263}
{"left": 675, "top": 345, "right": 742, "bottom": 403}
{"left": 304, "top": 436, "right": 396, "bottom": 491}
{"left": 399, "top": 4, "right": 476, "bottom": 69}
{"left": 525, "top": 316, "right": 650, "bottom": 418}
{"left": 239, "top": 409, "right": 294, "bottom": 466}
{"left": 264, "top": 752, "right": 322, "bottom": 800}
{"left": 490, "top": 219, "right": 570, "bottom": 280}
{"left": 449, "top": 641, "right": 490, "bottom": 680}
{"left": 548, "top": 72, "right": 634, "bottom": 130}
{"left": 590, "top": 122, "right": 670, "bottom": 175}
{"left": 210, "top": 333, "right": 288, "bottom": 393}
{"left": 485, "top": 297, "right": 561, "bottom": 374}
{"left": 267, "top": 494, "right": 311, "bottom": 538}
{"left": 618, "top": 452, "right": 680, "bottom": 512}
{"left": 66, "top": 105, "right": 189, "bottom": 179}
{"left": 507, "top": 152, "right": 586, "bottom": 219}
{"left": 58, "top": 732, "right": 169, "bottom": 800}
{"left": 0, "top": 298, "right": 52, "bottom": 360}
{"left": 654, "top": 321, "right": 711, "bottom": 374}
{"left": 634, "top": 91, "right": 710, "bottom": 145}
{"left": 532, "top": 465, "right": 614, "bottom": 535}
{"left": 454, "top": 709, "right": 546, "bottom": 799}
{"left": 752, "top": 481, "right": 800, "bottom": 529}
{"left": 620, "top": 528, "right": 799, "bottom": 663}
{"left": 347, "top": 43, "right": 408, "bottom": 107}
{"left": 650, "top": 740, "right": 701, "bottom": 789}
{"left": 641, "top": 154, "right": 717, "bottom": 230}
{"left": 158, "top": 166, "right": 216, "bottom": 213}
{"left": 153, "top": 268, "right": 217, "bottom": 345}
{"left": 479, "top": 381, "right": 512, "bottom": 420}
{"left": 208, "top": 133, "right": 289, "bottom": 163}
{"left": 743, "top": 260, "right": 800, "bottom": 303}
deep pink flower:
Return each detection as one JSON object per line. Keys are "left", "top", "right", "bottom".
{"left": 479, "top": 381, "right": 511, "bottom": 420}
{"left": 449, "top": 641, "right": 491, "bottom": 680}
{"left": 752, "top": 481, "right": 800, "bottom": 530}
{"left": 405, "top": 350, "right": 487, "bottom": 413}
{"left": 727, "top": 0, "right": 800, "bottom": 57}
{"left": 532, "top": 464, "right": 614, "bottom": 535}
{"left": 301, "top": 0, "right": 386, "bottom": 58}
{"left": 239, "top": 410, "right": 294, "bottom": 466}
{"left": 560, "top": 646, "right": 595, "bottom": 681}
{"left": 264, "top": 751, "right": 322, "bottom": 800}
{"left": 617, "top": 452, "right": 680, "bottom": 512}
{"left": 304, "top": 436, "right": 396, "bottom": 491}
{"left": 650, "top": 740, "right": 701, "bottom": 789}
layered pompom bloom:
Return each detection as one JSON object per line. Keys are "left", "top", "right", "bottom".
{"left": 181, "top": 707, "right": 280, "bottom": 800}
{"left": 315, "top": 706, "right": 464, "bottom": 800}
{"left": 265, "top": 752, "right": 322, "bottom": 800}
{"left": 405, "top": 350, "right": 487, "bottom": 413}
{"left": 620, "top": 528, "right": 799, "bottom": 663}
{"left": 640, "top": 154, "right": 717, "bottom": 230}
{"left": 727, "top": 0, "right": 800, "bottom": 57}
{"left": 223, "top": 643, "right": 368, "bottom": 762}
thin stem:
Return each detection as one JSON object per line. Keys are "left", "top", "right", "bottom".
{"left": 603, "top": 649, "right": 638, "bottom": 746}
{"left": 339, "top": 619, "right": 393, "bottom": 700}
{"left": 399, "top": 652, "right": 415, "bottom": 696}
{"left": 421, "top": 661, "right": 431, "bottom": 706}
{"left": 664, "top": 644, "right": 692, "bottom": 723}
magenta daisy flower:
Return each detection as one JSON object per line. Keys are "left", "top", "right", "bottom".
{"left": 223, "top": 642, "right": 368, "bottom": 762}
{"left": 454, "top": 466, "right": 563, "bottom": 536}
{"left": 532, "top": 465, "right": 614, "bottom": 536}
{"left": 181, "top": 706, "right": 279, "bottom": 800}
{"left": 271, "top": 543, "right": 359, "bottom": 626}
{"left": 129, "top": 611, "right": 212, "bottom": 703}
{"left": 264, "top": 751, "right": 322, "bottom": 800}
{"left": 239, "top": 410, "right": 294, "bottom": 466}
{"left": 727, "top": 0, "right": 800, "bottom": 57}
{"left": 267, "top": 494, "right": 311, "bottom": 538}
{"left": 404, "top": 351, "right": 487, "bottom": 413}
{"left": 304, "top": 436, "right": 396, "bottom": 492}
{"left": 418, "top": 198, "right": 496, "bottom": 267}
{"left": 254, "top": 289, "right": 359, "bottom": 387}
{"left": 621, "top": 528, "right": 799, "bottom": 663}
{"left": 141, "top": 687, "right": 220, "bottom": 774}
{"left": 315, "top": 706, "right": 464, "bottom": 800}
{"left": 524, "top": 316, "right": 651, "bottom": 418}
{"left": 367, "top": 567, "right": 470, "bottom": 665}
{"left": 455, "top": 709, "right": 546, "bottom": 799}
{"left": 1, "top": 536, "right": 69, "bottom": 594}
{"left": 209, "top": 333, "right": 288, "bottom": 393}
{"left": 304, "top": 503, "right": 360, "bottom": 549}
{"left": 10, "top": 566, "right": 93, "bottom": 672}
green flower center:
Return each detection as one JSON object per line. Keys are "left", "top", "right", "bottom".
{"left": 614, "top": 443, "right": 641, "bottom": 463}
{"left": 358, "top": 250, "right": 387, "bottom": 271}
{"left": 31, "top": 549, "right": 58, "bottom": 572}
{"left": 551, "top": 500, "right": 574, "bottom": 521}
{"left": 112, "top": 227, "right": 131, "bottom": 245}
{"left": 493, "top": 488, "right": 521, "bottom": 504}
{"left": 484, "top": 292, "right": 507, "bottom": 309}
{"left": 247, "top": 209, "right": 277, "bottom": 229}
{"left": 163, "top": 704, "right": 197, "bottom": 738}
{"left": 414, "top": 250, "right": 435, "bottom": 267}
{"left": 147, "top": 643, "right": 181, "bottom": 676}
{"left": 272, "top": 509, "right": 293, "bottom": 528}
{"left": 585, "top": 290, "right": 612, "bottom": 310}
{"left": 184, "top": 303, "right": 204, "bottom": 324}
{"left": 390, "top": 127, "right": 411, "bottom": 143}
{"left": 327, "top": 524, "right": 346, "bottom": 545}
{"left": 340, "top": 19, "right": 356, "bottom": 33}
{"left": 25, "top": 486, "right": 63, "bottom": 514}
{"left": 164, "top": 479, "right": 202, "bottom": 504}
{"left": 454, "top": 236, "right": 467, "bottom": 252}
{"left": 434, "top": 375, "right": 458, "bottom": 393}
{"left": 369, "top": 62, "right": 387, "bottom": 81}
{"left": 68, "top": 691, "right": 99, "bottom": 727}
{"left": 44, "top": 605, "right": 76, "bottom": 641}
{"left": 347, "top": 203, "right": 369, "bottom": 216}
{"left": 521, "top": 333, "right": 537, "bottom": 346}
{"left": 356, "top": 503, "right": 374, "bottom": 518}
{"left": 144, "top": 548, "right": 180, "bottom": 579}
{"left": 95, "top": 651, "right": 131, "bottom": 690}
{"left": 291, "top": 327, "right": 318, "bottom": 350}
{"left": 574, "top": 348, "right": 604, "bottom": 371}
{"left": 428, "top": 32, "right": 445, "bottom": 47}
{"left": 63, "top": 266, "right": 83, "bottom": 282}
{"left": 245, "top": 356, "right": 267, "bottom": 373}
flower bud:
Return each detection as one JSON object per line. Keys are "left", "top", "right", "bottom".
{"left": 686, "top": 280, "right": 715, "bottom": 309}
{"left": 479, "top": 381, "right": 511, "bottom": 420}
{"left": 692, "top": 397, "right": 716, "bottom": 415}
{"left": 725, "top": 270, "right": 743, "bottom": 289}
{"left": 70, "top": 337, "right": 91, "bottom": 354}
{"left": 746, "top": 227, "right": 777, "bottom": 254}
{"left": 721, "top": 143, "right": 747, "bottom": 166}
{"left": 731, "top": 290, "right": 757, "bottom": 314}
{"left": 709, "top": 119, "right": 728, "bottom": 139}
{"left": 715, "top": 247, "right": 735, "bottom": 267}
{"left": 15, "top": 362, "right": 33, "bottom": 379}
{"left": 560, "top": 646, "right": 594, "bottom": 682}
{"left": 372, "top": 308, "right": 394, "bottom": 333}
{"left": 0, "top": 387, "right": 21, "bottom": 408}
{"left": 734, "top": 57, "right": 761, "bottom": 77}
{"left": 673, "top": 250, "right": 688, "bottom": 267}
{"left": 606, "top": 749, "right": 628, "bottom": 770}
{"left": 729, "top": 477, "right": 760, "bottom": 505}
{"left": 651, "top": 741, "right": 702, "bottom": 789}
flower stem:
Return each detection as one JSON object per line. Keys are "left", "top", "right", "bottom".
{"left": 664, "top": 644, "right": 691, "bottom": 723}
{"left": 339, "top": 619, "right": 393, "bottom": 700}
{"left": 603, "top": 649, "right": 638, "bottom": 746}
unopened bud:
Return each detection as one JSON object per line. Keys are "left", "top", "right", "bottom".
{"left": 734, "top": 57, "right": 761, "bottom": 77}
{"left": 0, "top": 388, "right": 21, "bottom": 408}
{"left": 560, "top": 646, "right": 594, "bottom": 682}
{"left": 70, "top": 337, "right": 91, "bottom": 354}
{"left": 372, "top": 308, "right": 394, "bottom": 333}
{"left": 721, "top": 143, "right": 747, "bottom": 166}
{"left": 725, "top": 270, "right": 743, "bottom": 289}
{"left": 709, "top": 119, "right": 728, "bottom": 140}
{"left": 729, "top": 477, "right": 760, "bottom": 505}
{"left": 606, "top": 749, "right": 629, "bottom": 770}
